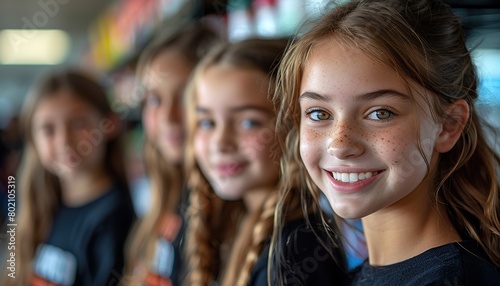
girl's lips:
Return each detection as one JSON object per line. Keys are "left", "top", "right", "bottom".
{"left": 324, "top": 169, "right": 384, "bottom": 193}
{"left": 164, "top": 133, "right": 184, "bottom": 144}
{"left": 215, "top": 163, "right": 246, "bottom": 176}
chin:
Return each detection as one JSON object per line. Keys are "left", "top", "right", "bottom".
{"left": 329, "top": 200, "right": 367, "bottom": 220}
{"left": 213, "top": 188, "right": 242, "bottom": 201}
{"left": 161, "top": 149, "right": 182, "bottom": 164}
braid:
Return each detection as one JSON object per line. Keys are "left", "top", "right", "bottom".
{"left": 185, "top": 182, "right": 218, "bottom": 286}
{"left": 235, "top": 192, "right": 278, "bottom": 286}
{"left": 185, "top": 168, "right": 245, "bottom": 286}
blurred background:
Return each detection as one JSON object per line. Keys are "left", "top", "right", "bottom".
{"left": 0, "top": 0, "right": 499, "bottom": 181}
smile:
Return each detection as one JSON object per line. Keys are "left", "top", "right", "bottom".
{"left": 215, "top": 163, "right": 247, "bottom": 176}
{"left": 164, "top": 133, "right": 184, "bottom": 143}
{"left": 330, "top": 171, "right": 380, "bottom": 183}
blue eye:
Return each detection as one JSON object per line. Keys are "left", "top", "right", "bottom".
{"left": 307, "top": 110, "right": 333, "bottom": 121}
{"left": 367, "top": 109, "right": 394, "bottom": 120}
{"left": 198, "top": 119, "right": 214, "bottom": 129}
{"left": 241, "top": 119, "right": 261, "bottom": 129}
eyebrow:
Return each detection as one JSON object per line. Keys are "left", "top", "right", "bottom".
{"left": 196, "top": 105, "right": 273, "bottom": 114}
{"left": 299, "top": 89, "right": 410, "bottom": 102}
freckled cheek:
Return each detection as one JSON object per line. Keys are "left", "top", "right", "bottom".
{"left": 367, "top": 128, "right": 412, "bottom": 166}
{"left": 299, "top": 127, "right": 325, "bottom": 165}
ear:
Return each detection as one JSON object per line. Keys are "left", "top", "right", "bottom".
{"left": 435, "top": 99, "right": 469, "bottom": 153}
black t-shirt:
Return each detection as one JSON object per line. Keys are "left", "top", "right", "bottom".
{"left": 351, "top": 241, "right": 500, "bottom": 285}
{"left": 143, "top": 208, "right": 187, "bottom": 286}
{"left": 142, "top": 187, "right": 189, "bottom": 286}
{"left": 31, "top": 185, "right": 136, "bottom": 286}
{"left": 249, "top": 216, "right": 348, "bottom": 286}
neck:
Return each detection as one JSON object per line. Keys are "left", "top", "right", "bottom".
{"left": 242, "top": 186, "right": 275, "bottom": 214}
{"left": 60, "top": 166, "right": 112, "bottom": 206}
{"left": 362, "top": 185, "right": 461, "bottom": 266}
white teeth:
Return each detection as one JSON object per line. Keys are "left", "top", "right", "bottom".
{"left": 349, "top": 173, "right": 358, "bottom": 182}
{"left": 331, "top": 172, "right": 375, "bottom": 183}
{"left": 341, "top": 173, "right": 349, "bottom": 182}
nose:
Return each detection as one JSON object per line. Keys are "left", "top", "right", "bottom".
{"left": 212, "top": 123, "right": 237, "bottom": 153}
{"left": 327, "top": 121, "right": 364, "bottom": 159}
{"left": 53, "top": 126, "right": 76, "bottom": 158}
{"left": 56, "top": 126, "right": 72, "bottom": 148}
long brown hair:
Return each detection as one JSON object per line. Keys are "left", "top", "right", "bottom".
{"left": 272, "top": 0, "right": 500, "bottom": 268}
{"left": 183, "top": 38, "right": 288, "bottom": 286}
{"left": 124, "top": 22, "right": 220, "bottom": 284}
{"left": 7, "top": 70, "right": 129, "bottom": 285}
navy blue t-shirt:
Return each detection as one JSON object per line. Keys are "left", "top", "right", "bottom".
{"left": 351, "top": 241, "right": 500, "bottom": 285}
{"left": 31, "top": 185, "right": 136, "bottom": 286}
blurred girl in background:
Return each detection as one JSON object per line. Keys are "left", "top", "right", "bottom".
{"left": 124, "top": 23, "right": 220, "bottom": 286}
{"left": 9, "top": 70, "right": 135, "bottom": 285}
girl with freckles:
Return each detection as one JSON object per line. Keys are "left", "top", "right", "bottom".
{"left": 183, "top": 38, "right": 347, "bottom": 286}
{"left": 272, "top": 0, "right": 500, "bottom": 285}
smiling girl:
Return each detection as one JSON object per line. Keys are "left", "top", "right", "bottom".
{"left": 184, "top": 38, "right": 346, "bottom": 286}
{"left": 273, "top": 0, "right": 500, "bottom": 285}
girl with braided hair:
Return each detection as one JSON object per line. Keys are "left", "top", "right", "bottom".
{"left": 184, "top": 38, "right": 347, "bottom": 286}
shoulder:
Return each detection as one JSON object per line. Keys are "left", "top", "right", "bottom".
{"left": 456, "top": 241, "right": 500, "bottom": 285}
{"left": 49, "top": 185, "right": 134, "bottom": 239}
{"left": 280, "top": 216, "right": 340, "bottom": 261}
{"left": 89, "top": 185, "right": 135, "bottom": 223}
{"left": 416, "top": 241, "right": 500, "bottom": 285}
{"left": 78, "top": 185, "right": 135, "bottom": 238}
{"left": 277, "top": 216, "right": 348, "bottom": 285}
{"left": 351, "top": 241, "right": 500, "bottom": 286}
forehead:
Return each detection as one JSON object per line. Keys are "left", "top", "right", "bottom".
{"left": 143, "top": 50, "right": 193, "bottom": 88}
{"left": 151, "top": 49, "right": 192, "bottom": 70}
{"left": 300, "top": 38, "right": 437, "bottom": 118}
{"left": 33, "top": 91, "right": 100, "bottom": 120}
{"left": 196, "top": 65, "right": 272, "bottom": 109}
{"left": 301, "top": 38, "right": 409, "bottom": 96}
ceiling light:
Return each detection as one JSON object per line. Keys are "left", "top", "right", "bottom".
{"left": 0, "top": 29, "right": 70, "bottom": 65}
